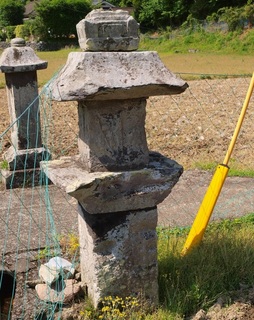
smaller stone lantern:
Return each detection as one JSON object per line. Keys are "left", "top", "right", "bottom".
{"left": 0, "top": 38, "right": 50, "bottom": 188}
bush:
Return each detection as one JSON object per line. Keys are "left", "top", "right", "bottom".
{"left": 14, "top": 24, "right": 30, "bottom": 40}
{"left": 0, "top": 0, "right": 24, "bottom": 27}
{"left": 35, "top": 0, "right": 92, "bottom": 39}
{"left": 4, "top": 26, "right": 15, "bottom": 41}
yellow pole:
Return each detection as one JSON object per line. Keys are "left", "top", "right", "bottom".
{"left": 181, "top": 73, "right": 254, "bottom": 256}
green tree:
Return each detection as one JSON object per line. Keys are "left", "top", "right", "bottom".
{"left": 218, "top": 6, "right": 244, "bottom": 31}
{"left": 132, "top": 0, "right": 190, "bottom": 30}
{"left": 0, "top": 0, "right": 25, "bottom": 27}
{"left": 35, "top": 0, "right": 92, "bottom": 38}
{"left": 243, "top": 1, "right": 254, "bottom": 27}
{"left": 190, "top": 0, "right": 248, "bottom": 20}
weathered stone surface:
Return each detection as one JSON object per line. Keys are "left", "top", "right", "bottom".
{"left": 35, "top": 279, "right": 81, "bottom": 303}
{"left": 0, "top": 38, "right": 47, "bottom": 73}
{"left": 50, "top": 51, "right": 188, "bottom": 101}
{"left": 5, "top": 71, "right": 43, "bottom": 150}
{"left": 78, "top": 99, "right": 149, "bottom": 171}
{"left": 41, "top": 152, "right": 183, "bottom": 214}
{"left": 76, "top": 9, "right": 139, "bottom": 51}
{"left": 78, "top": 205, "right": 158, "bottom": 307}
{"left": 39, "top": 264, "right": 60, "bottom": 285}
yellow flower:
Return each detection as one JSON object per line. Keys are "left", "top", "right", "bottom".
{"left": 102, "top": 306, "right": 110, "bottom": 312}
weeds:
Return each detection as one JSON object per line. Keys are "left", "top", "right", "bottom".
{"left": 35, "top": 233, "right": 79, "bottom": 262}
{"left": 58, "top": 232, "right": 79, "bottom": 257}
{"left": 80, "top": 295, "right": 150, "bottom": 320}
{"left": 0, "top": 160, "right": 8, "bottom": 170}
{"left": 158, "top": 214, "right": 254, "bottom": 317}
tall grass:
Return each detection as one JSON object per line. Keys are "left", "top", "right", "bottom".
{"left": 157, "top": 214, "right": 254, "bottom": 318}
{"left": 139, "top": 29, "right": 254, "bottom": 55}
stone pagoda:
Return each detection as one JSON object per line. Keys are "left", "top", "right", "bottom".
{"left": 41, "top": 9, "right": 188, "bottom": 307}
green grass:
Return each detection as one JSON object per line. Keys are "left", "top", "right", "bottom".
{"left": 0, "top": 160, "right": 8, "bottom": 170}
{"left": 156, "top": 213, "right": 254, "bottom": 318}
{"left": 139, "top": 29, "right": 254, "bottom": 55}
{"left": 194, "top": 161, "right": 254, "bottom": 178}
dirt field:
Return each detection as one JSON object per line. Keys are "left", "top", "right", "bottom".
{"left": 1, "top": 76, "right": 254, "bottom": 319}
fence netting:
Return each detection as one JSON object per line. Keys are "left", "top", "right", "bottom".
{"left": 0, "top": 73, "right": 254, "bottom": 319}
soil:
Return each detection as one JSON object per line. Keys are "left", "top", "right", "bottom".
{"left": 1, "top": 76, "right": 254, "bottom": 319}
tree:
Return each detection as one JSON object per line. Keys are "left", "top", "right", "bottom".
{"left": 35, "top": 0, "right": 92, "bottom": 38}
{"left": 190, "top": 0, "right": 248, "bottom": 20}
{"left": 243, "top": 1, "right": 254, "bottom": 27}
{"left": 127, "top": 0, "right": 190, "bottom": 30}
{"left": 218, "top": 6, "right": 244, "bottom": 31}
{"left": 0, "top": 0, "right": 25, "bottom": 27}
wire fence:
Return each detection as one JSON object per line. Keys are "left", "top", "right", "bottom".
{"left": 0, "top": 73, "right": 254, "bottom": 318}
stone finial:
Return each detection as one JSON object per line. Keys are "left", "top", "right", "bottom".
{"left": 11, "top": 37, "right": 26, "bottom": 47}
{"left": 76, "top": 9, "right": 140, "bottom": 51}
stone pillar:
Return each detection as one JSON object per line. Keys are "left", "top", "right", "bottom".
{"left": 41, "top": 9, "right": 188, "bottom": 307}
{"left": 0, "top": 38, "right": 50, "bottom": 188}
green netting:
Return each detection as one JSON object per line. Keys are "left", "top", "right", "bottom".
{"left": 0, "top": 79, "right": 80, "bottom": 319}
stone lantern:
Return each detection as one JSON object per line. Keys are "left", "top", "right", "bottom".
{"left": 0, "top": 38, "right": 50, "bottom": 188}
{"left": 41, "top": 10, "right": 188, "bottom": 307}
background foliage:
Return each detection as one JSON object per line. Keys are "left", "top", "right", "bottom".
{"left": 0, "top": 0, "right": 24, "bottom": 28}
{"left": 0, "top": 0, "right": 254, "bottom": 41}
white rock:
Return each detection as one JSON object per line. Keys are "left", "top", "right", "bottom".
{"left": 45, "top": 257, "right": 75, "bottom": 278}
{"left": 35, "top": 279, "right": 81, "bottom": 304}
{"left": 39, "top": 264, "right": 59, "bottom": 285}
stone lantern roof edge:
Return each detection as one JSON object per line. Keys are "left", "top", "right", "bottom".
{"left": 49, "top": 50, "right": 188, "bottom": 101}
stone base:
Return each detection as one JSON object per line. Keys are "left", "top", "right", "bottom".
{"left": 1, "top": 168, "right": 51, "bottom": 189}
{"left": 4, "top": 146, "right": 51, "bottom": 171}
{"left": 1, "top": 146, "right": 51, "bottom": 189}
{"left": 78, "top": 204, "right": 158, "bottom": 307}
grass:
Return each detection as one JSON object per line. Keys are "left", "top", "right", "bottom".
{"left": 194, "top": 161, "right": 254, "bottom": 178}
{"left": 159, "top": 53, "right": 254, "bottom": 80}
{"left": 0, "top": 160, "right": 8, "bottom": 170}
{"left": 139, "top": 29, "right": 254, "bottom": 55}
{"left": 156, "top": 213, "right": 254, "bottom": 318}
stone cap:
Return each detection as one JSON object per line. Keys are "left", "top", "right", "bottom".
{"left": 76, "top": 9, "right": 139, "bottom": 51}
{"left": 50, "top": 51, "right": 188, "bottom": 101}
{"left": 0, "top": 38, "right": 47, "bottom": 73}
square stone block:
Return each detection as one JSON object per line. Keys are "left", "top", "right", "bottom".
{"left": 78, "top": 205, "right": 158, "bottom": 307}
{"left": 78, "top": 99, "right": 149, "bottom": 171}
{"left": 76, "top": 10, "right": 139, "bottom": 51}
